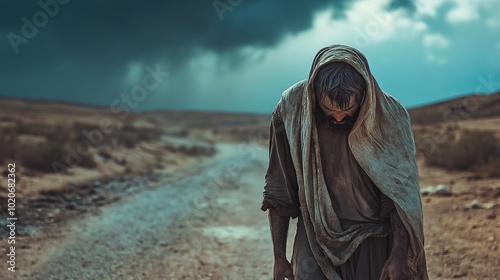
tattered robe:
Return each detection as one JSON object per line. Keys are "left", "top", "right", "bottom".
{"left": 261, "top": 45, "right": 428, "bottom": 280}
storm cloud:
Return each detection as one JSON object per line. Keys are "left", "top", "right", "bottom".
{"left": 2, "top": 1, "right": 354, "bottom": 58}
{"left": 0, "top": 0, "right": 414, "bottom": 109}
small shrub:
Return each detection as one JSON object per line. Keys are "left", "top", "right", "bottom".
{"left": 17, "top": 142, "right": 67, "bottom": 172}
{"left": 98, "top": 150, "right": 112, "bottom": 161}
{"left": 122, "top": 123, "right": 162, "bottom": 143}
{"left": 114, "top": 131, "right": 137, "bottom": 148}
{"left": 16, "top": 121, "right": 54, "bottom": 137}
{"left": 73, "top": 122, "right": 100, "bottom": 132}
{"left": 136, "top": 129, "right": 161, "bottom": 142}
{"left": 0, "top": 136, "right": 15, "bottom": 163}
{"left": 16, "top": 141, "right": 97, "bottom": 172}
{"left": 73, "top": 122, "right": 101, "bottom": 144}
{"left": 63, "top": 143, "right": 97, "bottom": 169}
{"left": 474, "top": 155, "right": 500, "bottom": 177}
{"left": 46, "top": 127, "right": 73, "bottom": 143}
{"left": 0, "top": 115, "right": 15, "bottom": 122}
{"left": 425, "top": 130, "right": 499, "bottom": 172}
{"left": 15, "top": 121, "right": 34, "bottom": 135}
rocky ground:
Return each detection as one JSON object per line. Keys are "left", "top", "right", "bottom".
{"left": 418, "top": 163, "right": 499, "bottom": 279}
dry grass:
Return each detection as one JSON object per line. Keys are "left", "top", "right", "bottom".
{"left": 19, "top": 141, "right": 97, "bottom": 172}
{"left": 473, "top": 155, "right": 500, "bottom": 177}
{"left": 0, "top": 119, "right": 162, "bottom": 173}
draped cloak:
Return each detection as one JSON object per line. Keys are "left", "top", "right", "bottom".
{"left": 261, "top": 45, "right": 428, "bottom": 280}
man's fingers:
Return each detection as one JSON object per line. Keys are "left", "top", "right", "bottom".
{"left": 274, "top": 260, "right": 294, "bottom": 280}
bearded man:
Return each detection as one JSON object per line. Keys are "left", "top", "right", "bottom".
{"left": 261, "top": 45, "right": 428, "bottom": 280}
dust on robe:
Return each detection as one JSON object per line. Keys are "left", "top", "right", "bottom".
{"left": 261, "top": 44, "right": 428, "bottom": 280}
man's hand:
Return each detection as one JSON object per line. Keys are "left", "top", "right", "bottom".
{"left": 273, "top": 257, "right": 295, "bottom": 280}
{"left": 268, "top": 208, "right": 293, "bottom": 279}
{"left": 379, "top": 252, "right": 408, "bottom": 280}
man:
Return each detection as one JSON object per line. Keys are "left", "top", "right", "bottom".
{"left": 261, "top": 45, "right": 428, "bottom": 280}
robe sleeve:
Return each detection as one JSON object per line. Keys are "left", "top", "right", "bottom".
{"left": 261, "top": 108, "right": 300, "bottom": 219}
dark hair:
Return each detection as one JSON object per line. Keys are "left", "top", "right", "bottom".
{"left": 313, "top": 62, "right": 366, "bottom": 110}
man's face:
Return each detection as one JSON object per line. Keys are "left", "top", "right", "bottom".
{"left": 318, "top": 95, "right": 361, "bottom": 130}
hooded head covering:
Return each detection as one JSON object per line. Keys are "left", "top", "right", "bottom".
{"left": 276, "top": 45, "right": 428, "bottom": 279}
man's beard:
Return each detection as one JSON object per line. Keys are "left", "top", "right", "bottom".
{"left": 316, "top": 105, "right": 360, "bottom": 130}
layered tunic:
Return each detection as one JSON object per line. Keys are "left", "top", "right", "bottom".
{"left": 261, "top": 45, "right": 428, "bottom": 280}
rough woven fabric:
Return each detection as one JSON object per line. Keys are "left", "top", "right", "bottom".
{"left": 272, "top": 45, "right": 428, "bottom": 279}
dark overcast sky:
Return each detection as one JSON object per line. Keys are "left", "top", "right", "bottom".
{"left": 0, "top": 0, "right": 498, "bottom": 113}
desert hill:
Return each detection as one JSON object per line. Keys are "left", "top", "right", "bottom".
{"left": 408, "top": 91, "right": 500, "bottom": 125}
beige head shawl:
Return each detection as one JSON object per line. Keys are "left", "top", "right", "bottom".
{"left": 277, "top": 45, "right": 428, "bottom": 279}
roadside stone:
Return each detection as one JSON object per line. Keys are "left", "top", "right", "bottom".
{"left": 470, "top": 199, "right": 495, "bottom": 210}
{"left": 486, "top": 211, "right": 496, "bottom": 220}
{"left": 421, "top": 184, "right": 452, "bottom": 196}
{"left": 115, "top": 158, "right": 127, "bottom": 166}
{"left": 452, "top": 271, "right": 468, "bottom": 278}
